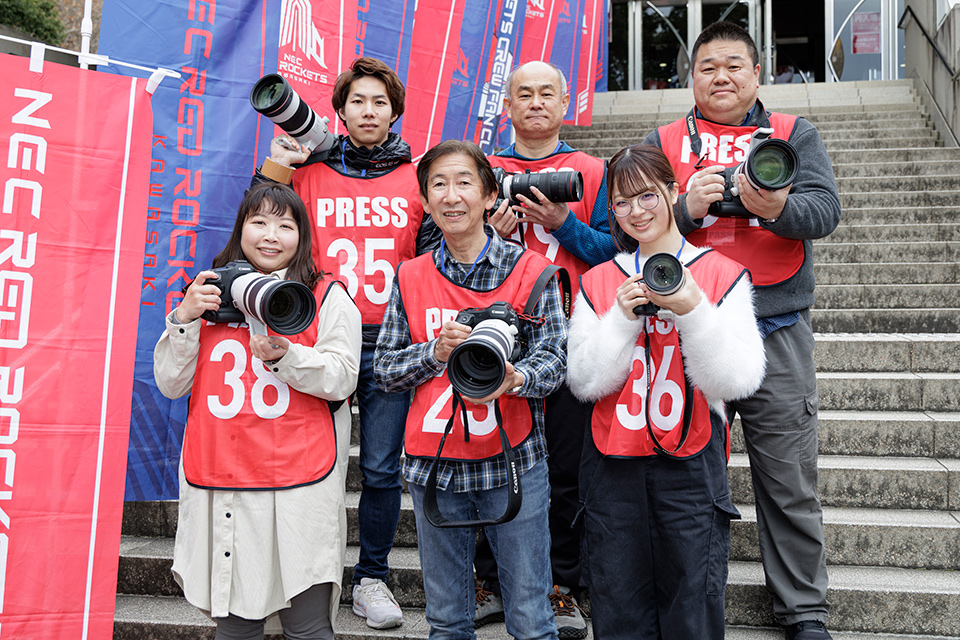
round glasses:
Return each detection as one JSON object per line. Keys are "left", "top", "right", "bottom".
{"left": 612, "top": 192, "right": 660, "bottom": 217}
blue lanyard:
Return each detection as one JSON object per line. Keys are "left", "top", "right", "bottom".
{"left": 441, "top": 234, "right": 491, "bottom": 280}
{"left": 635, "top": 237, "right": 685, "bottom": 275}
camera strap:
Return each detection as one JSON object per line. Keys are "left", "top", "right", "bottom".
{"left": 421, "top": 263, "right": 569, "bottom": 528}
{"left": 686, "top": 101, "right": 771, "bottom": 170}
{"left": 525, "top": 264, "right": 571, "bottom": 319}
{"left": 642, "top": 329, "right": 695, "bottom": 458}
{"left": 422, "top": 389, "right": 522, "bottom": 528}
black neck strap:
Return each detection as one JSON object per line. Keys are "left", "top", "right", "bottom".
{"left": 686, "top": 101, "right": 770, "bottom": 170}
{"left": 422, "top": 263, "right": 568, "bottom": 528}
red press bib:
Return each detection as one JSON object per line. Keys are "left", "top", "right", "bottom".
{"left": 578, "top": 250, "right": 747, "bottom": 458}
{"left": 399, "top": 250, "right": 555, "bottom": 461}
{"left": 658, "top": 112, "right": 804, "bottom": 287}
{"left": 182, "top": 279, "right": 342, "bottom": 489}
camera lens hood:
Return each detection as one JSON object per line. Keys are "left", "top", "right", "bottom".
{"left": 745, "top": 138, "right": 799, "bottom": 191}
{"left": 642, "top": 253, "right": 684, "bottom": 296}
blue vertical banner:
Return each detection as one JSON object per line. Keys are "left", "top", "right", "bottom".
{"left": 100, "top": 0, "right": 608, "bottom": 501}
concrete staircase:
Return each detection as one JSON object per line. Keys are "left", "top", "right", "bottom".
{"left": 115, "top": 80, "right": 960, "bottom": 639}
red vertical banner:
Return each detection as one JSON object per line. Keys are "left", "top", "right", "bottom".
{"left": 402, "top": 0, "right": 468, "bottom": 160}
{"left": 277, "top": 0, "right": 360, "bottom": 137}
{"left": 0, "top": 53, "right": 150, "bottom": 639}
{"left": 571, "top": 0, "right": 601, "bottom": 126}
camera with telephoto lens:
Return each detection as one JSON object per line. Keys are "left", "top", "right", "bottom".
{"left": 633, "top": 253, "right": 685, "bottom": 316}
{"left": 490, "top": 167, "right": 584, "bottom": 213}
{"left": 194, "top": 260, "right": 317, "bottom": 335}
{"left": 448, "top": 302, "right": 524, "bottom": 399}
{"left": 250, "top": 73, "right": 336, "bottom": 154}
{"left": 708, "top": 127, "right": 799, "bottom": 218}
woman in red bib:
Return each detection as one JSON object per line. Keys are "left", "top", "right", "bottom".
{"left": 153, "top": 183, "right": 361, "bottom": 640}
{"left": 567, "top": 145, "right": 764, "bottom": 640}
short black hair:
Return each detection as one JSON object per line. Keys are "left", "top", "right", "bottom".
{"left": 692, "top": 21, "right": 759, "bottom": 68}
{"left": 416, "top": 140, "right": 498, "bottom": 201}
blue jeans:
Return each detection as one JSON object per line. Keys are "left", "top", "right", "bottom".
{"left": 353, "top": 341, "right": 411, "bottom": 582}
{"left": 409, "top": 460, "right": 557, "bottom": 640}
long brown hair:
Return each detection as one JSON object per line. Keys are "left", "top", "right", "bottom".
{"left": 213, "top": 182, "right": 320, "bottom": 290}
{"left": 606, "top": 144, "right": 678, "bottom": 253}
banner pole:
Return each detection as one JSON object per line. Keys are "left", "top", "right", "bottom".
{"left": 0, "top": 33, "right": 179, "bottom": 82}
{"left": 80, "top": 0, "right": 93, "bottom": 70}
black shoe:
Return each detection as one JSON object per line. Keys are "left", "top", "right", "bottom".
{"left": 785, "top": 620, "right": 832, "bottom": 640}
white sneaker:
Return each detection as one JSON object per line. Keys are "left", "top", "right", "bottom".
{"left": 352, "top": 577, "right": 403, "bottom": 629}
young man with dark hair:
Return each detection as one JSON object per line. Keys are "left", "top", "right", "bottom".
{"left": 255, "top": 56, "right": 439, "bottom": 630}
{"left": 643, "top": 21, "right": 842, "bottom": 640}
{"left": 374, "top": 139, "right": 566, "bottom": 640}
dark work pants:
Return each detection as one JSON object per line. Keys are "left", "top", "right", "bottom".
{"left": 475, "top": 383, "right": 591, "bottom": 598}
{"left": 729, "top": 310, "right": 829, "bottom": 625}
{"left": 579, "top": 414, "right": 738, "bottom": 640}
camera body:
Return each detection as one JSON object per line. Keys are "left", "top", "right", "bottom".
{"left": 196, "top": 260, "right": 317, "bottom": 336}
{"left": 201, "top": 261, "right": 259, "bottom": 325}
{"left": 250, "top": 74, "right": 335, "bottom": 155}
{"left": 448, "top": 302, "right": 524, "bottom": 398}
{"left": 490, "top": 167, "right": 584, "bottom": 213}
{"left": 708, "top": 127, "right": 799, "bottom": 218}
{"left": 632, "top": 253, "right": 685, "bottom": 317}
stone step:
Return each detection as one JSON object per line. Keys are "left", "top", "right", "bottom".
{"left": 563, "top": 108, "right": 927, "bottom": 134}
{"left": 814, "top": 262, "right": 959, "bottom": 285}
{"left": 112, "top": 555, "right": 960, "bottom": 637}
{"left": 810, "top": 308, "right": 960, "bottom": 333}
{"left": 557, "top": 119, "right": 933, "bottom": 141}
{"left": 820, "top": 223, "right": 960, "bottom": 243}
{"left": 840, "top": 190, "right": 960, "bottom": 208}
{"left": 832, "top": 160, "right": 952, "bottom": 178}
{"left": 831, "top": 206, "right": 960, "bottom": 225}
{"left": 112, "top": 595, "right": 960, "bottom": 640}
{"left": 816, "top": 371, "right": 959, "bottom": 413}
{"left": 815, "top": 283, "right": 960, "bottom": 310}
{"left": 829, "top": 147, "right": 960, "bottom": 165}
{"left": 730, "top": 411, "right": 960, "bottom": 460}
{"left": 813, "top": 333, "right": 960, "bottom": 373}
{"left": 814, "top": 241, "right": 960, "bottom": 264}
{"left": 837, "top": 175, "right": 960, "bottom": 193}
{"left": 728, "top": 453, "right": 960, "bottom": 511}
{"left": 731, "top": 504, "right": 960, "bottom": 571}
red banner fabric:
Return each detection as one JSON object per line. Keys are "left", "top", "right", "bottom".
{"left": 0, "top": 53, "right": 151, "bottom": 639}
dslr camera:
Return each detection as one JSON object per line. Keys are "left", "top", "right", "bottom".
{"left": 448, "top": 302, "right": 524, "bottom": 398}
{"left": 708, "top": 127, "right": 799, "bottom": 218}
{"left": 194, "top": 260, "right": 317, "bottom": 336}
{"left": 490, "top": 167, "right": 584, "bottom": 213}
{"left": 250, "top": 73, "right": 336, "bottom": 155}
{"left": 633, "top": 253, "right": 685, "bottom": 317}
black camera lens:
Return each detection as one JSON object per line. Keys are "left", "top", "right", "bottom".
{"left": 746, "top": 138, "right": 798, "bottom": 191}
{"left": 504, "top": 170, "right": 584, "bottom": 205}
{"left": 642, "top": 253, "right": 684, "bottom": 296}
{"left": 448, "top": 320, "right": 516, "bottom": 398}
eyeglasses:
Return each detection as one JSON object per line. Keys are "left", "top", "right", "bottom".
{"left": 612, "top": 193, "right": 660, "bottom": 217}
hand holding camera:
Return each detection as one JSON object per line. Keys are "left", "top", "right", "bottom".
{"left": 490, "top": 167, "right": 584, "bottom": 232}
{"left": 177, "top": 271, "right": 222, "bottom": 324}
{"left": 620, "top": 253, "right": 701, "bottom": 320}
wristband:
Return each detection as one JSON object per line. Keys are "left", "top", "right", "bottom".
{"left": 260, "top": 157, "right": 295, "bottom": 185}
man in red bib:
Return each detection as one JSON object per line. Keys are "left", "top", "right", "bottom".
{"left": 374, "top": 140, "right": 567, "bottom": 640}
{"left": 478, "top": 61, "right": 615, "bottom": 638}
{"left": 254, "top": 58, "right": 439, "bottom": 630}
{"left": 643, "top": 22, "right": 841, "bottom": 640}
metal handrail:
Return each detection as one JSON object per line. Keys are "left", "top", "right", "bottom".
{"left": 898, "top": 5, "right": 959, "bottom": 81}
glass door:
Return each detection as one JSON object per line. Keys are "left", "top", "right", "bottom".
{"left": 827, "top": 0, "right": 905, "bottom": 81}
